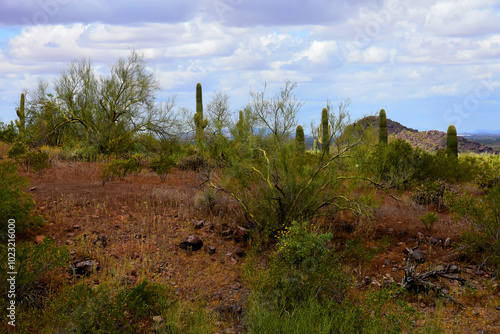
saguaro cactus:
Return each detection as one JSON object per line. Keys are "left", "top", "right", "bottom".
{"left": 321, "top": 107, "right": 329, "bottom": 154}
{"left": 446, "top": 124, "right": 458, "bottom": 157}
{"left": 313, "top": 139, "right": 318, "bottom": 152}
{"left": 295, "top": 125, "right": 304, "bottom": 152}
{"left": 194, "top": 83, "right": 208, "bottom": 148}
{"left": 16, "top": 93, "right": 26, "bottom": 140}
{"left": 379, "top": 108, "right": 387, "bottom": 145}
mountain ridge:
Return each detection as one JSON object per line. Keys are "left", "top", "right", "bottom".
{"left": 355, "top": 116, "right": 499, "bottom": 155}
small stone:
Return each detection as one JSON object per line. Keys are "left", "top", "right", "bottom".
{"left": 205, "top": 245, "right": 216, "bottom": 254}
{"left": 420, "top": 302, "right": 426, "bottom": 308}
{"left": 29, "top": 187, "right": 36, "bottom": 191}
{"left": 152, "top": 315, "right": 163, "bottom": 324}
{"left": 444, "top": 237, "right": 451, "bottom": 247}
{"left": 417, "top": 232, "right": 425, "bottom": 241}
{"left": 435, "top": 265, "right": 445, "bottom": 272}
{"left": 35, "top": 235, "right": 45, "bottom": 244}
{"left": 192, "top": 220, "right": 204, "bottom": 229}
{"left": 179, "top": 235, "right": 203, "bottom": 251}
{"left": 363, "top": 276, "right": 372, "bottom": 285}
{"left": 448, "top": 265, "right": 460, "bottom": 273}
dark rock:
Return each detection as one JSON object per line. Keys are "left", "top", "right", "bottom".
{"left": 93, "top": 235, "right": 108, "bottom": 248}
{"left": 447, "top": 265, "right": 460, "bottom": 274}
{"left": 234, "top": 247, "right": 246, "bottom": 258}
{"left": 408, "top": 249, "right": 426, "bottom": 264}
{"left": 232, "top": 226, "right": 248, "bottom": 242}
{"left": 70, "top": 259, "right": 99, "bottom": 277}
{"left": 179, "top": 235, "right": 203, "bottom": 251}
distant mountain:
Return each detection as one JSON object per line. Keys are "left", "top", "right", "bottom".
{"left": 461, "top": 129, "right": 500, "bottom": 136}
{"left": 354, "top": 116, "right": 499, "bottom": 155}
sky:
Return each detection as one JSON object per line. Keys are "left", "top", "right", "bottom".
{"left": 0, "top": 0, "right": 500, "bottom": 134}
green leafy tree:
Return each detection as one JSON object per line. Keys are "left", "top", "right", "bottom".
{"left": 27, "top": 50, "right": 177, "bottom": 153}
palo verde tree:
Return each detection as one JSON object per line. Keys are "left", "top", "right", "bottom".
{"left": 26, "top": 50, "right": 177, "bottom": 153}
{"left": 206, "top": 98, "right": 367, "bottom": 237}
{"left": 249, "top": 79, "right": 304, "bottom": 144}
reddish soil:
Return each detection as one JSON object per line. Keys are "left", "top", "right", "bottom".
{"left": 19, "top": 161, "right": 500, "bottom": 332}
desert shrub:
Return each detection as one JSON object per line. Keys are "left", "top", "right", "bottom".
{"left": 367, "top": 139, "right": 429, "bottom": 190}
{"left": 101, "top": 157, "right": 141, "bottom": 183}
{"left": 419, "top": 211, "right": 438, "bottom": 231}
{"left": 177, "top": 153, "right": 208, "bottom": 171}
{"left": 0, "top": 121, "right": 17, "bottom": 143}
{"left": 0, "top": 239, "right": 68, "bottom": 309}
{"left": 412, "top": 181, "right": 447, "bottom": 210}
{"left": 149, "top": 155, "right": 176, "bottom": 182}
{"left": 7, "top": 142, "right": 51, "bottom": 174}
{"left": 195, "top": 186, "right": 220, "bottom": 212}
{"left": 474, "top": 156, "right": 500, "bottom": 189}
{"left": 246, "top": 228, "right": 416, "bottom": 334}
{"left": 426, "top": 150, "right": 477, "bottom": 184}
{"left": 446, "top": 186, "right": 500, "bottom": 274}
{"left": 276, "top": 221, "right": 333, "bottom": 267}
{"left": 246, "top": 287, "right": 417, "bottom": 334}
{"left": 209, "top": 140, "right": 366, "bottom": 237}
{"left": 0, "top": 160, "right": 43, "bottom": 236}
{"left": 250, "top": 222, "right": 348, "bottom": 311}
{"left": 37, "top": 280, "right": 214, "bottom": 333}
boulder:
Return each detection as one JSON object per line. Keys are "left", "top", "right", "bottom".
{"left": 179, "top": 235, "right": 203, "bottom": 251}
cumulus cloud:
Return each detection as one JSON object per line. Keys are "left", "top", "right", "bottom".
{"left": 1, "top": 0, "right": 500, "bottom": 132}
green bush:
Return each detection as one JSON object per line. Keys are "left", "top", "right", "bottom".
{"left": 368, "top": 139, "right": 429, "bottom": 190}
{"left": 35, "top": 280, "right": 214, "bottom": 333}
{"left": 177, "top": 154, "right": 208, "bottom": 171}
{"left": 446, "top": 186, "right": 500, "bottom": 274}
{"left": 211, "top": 140, "right": 364, "bottom": 237}
{"left": 101, "top": 157, "right": 141, "bottom": 183}
{"left": 0, "top": 239, "right": 68, "bottom": 309}
{"left": 419, "top": 211, "right": 438, "bottom": 231}
{"left": 149, "top": 155, "right": 176, "bottom": 182}
{"left": 412, "top": 181, "right": 447, "bottom": 210}
{"left": 276, "top": 221, "right": 332, "bottom": 267}
{"left": 7, "top": 142, "right": 51, "bottom": 174}
{"left": 0, "top": 160, "right": 43, "bottom": 235}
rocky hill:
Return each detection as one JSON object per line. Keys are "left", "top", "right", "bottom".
{"left": 356, "top": 116, "right": 499, "bottom": 155}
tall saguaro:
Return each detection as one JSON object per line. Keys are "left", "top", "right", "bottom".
{"left": 16, "top": 93, "right": 26, "bottom": 141}
{"left": 194, "top": 83, "right": 208, "bottom": 148}
{"left": 446, "top": 124, "right": 458, "bottom": 157}
{"left": 295, "top": 124, "right": 305, "bottom": 152}
{"left": 379, "top": 108, "right": 387, "bottom": 145}
{"left": 321, "top": 107, "right": 329, "bottom": 154}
